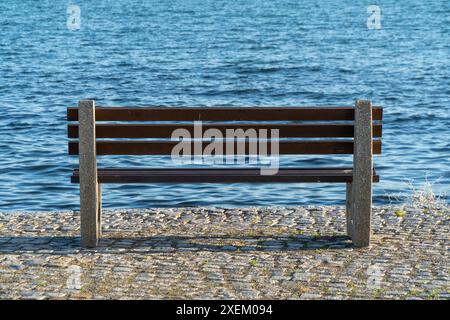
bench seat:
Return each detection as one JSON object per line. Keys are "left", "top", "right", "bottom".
{"left": 71, "top": 167, "right": 380, "bottom": 184}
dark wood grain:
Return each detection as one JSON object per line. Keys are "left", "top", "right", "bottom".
{"left": 71, "top": 168, "right": 380, "bottom": 183}
{"left": 68, "top": 140, "right": 382, "bottom": 155}
{"left": 67, "top": 106, "right": 383, "bottom": 121}
{"left": 68, "top": 123, "right": 382, "bottom": 138}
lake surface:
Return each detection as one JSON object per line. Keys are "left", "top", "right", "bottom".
{"left": 0, "top": 0, "right": 449, "bottom": 210}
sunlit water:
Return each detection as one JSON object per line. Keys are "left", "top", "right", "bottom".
{"left": 0, "top": 0, "right": 449, "bottom": 211}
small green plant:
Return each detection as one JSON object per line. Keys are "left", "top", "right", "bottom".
{"left": 385, "top": 175, "right": 448, "bottom": 211}
{"left": 394, "top": 209, "right": 406, "bottom": 218}
{"left": 347, "top": 281, "right": 357, "bottom": 296}
{"left": 408, "top": 288, "right": 420, "bottom": 297}
{"left": 426, "top": 288, "right": 440, "bottom": 300}
{"left": 371, "top": 288, "right": 384, "bottom": 299}
{"left": 320, "top": 285, "right": 331, "bottom": 295}
{"left": 249, "top": 259, "right": 258, "bottom": 267}
{"left": 251, "top": 216, "right": 260, "bottom": 224}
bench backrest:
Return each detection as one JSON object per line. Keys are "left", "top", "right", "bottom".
{"left": 67, "top": 102, "right": 382, "bottom": 156}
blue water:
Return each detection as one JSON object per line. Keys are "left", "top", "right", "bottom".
{"left": 0, "top": 0, "right": 449, "bottom": 211}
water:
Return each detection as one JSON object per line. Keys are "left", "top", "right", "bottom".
{"left": 0, "top": 0, "right": 449, "bottom": 211}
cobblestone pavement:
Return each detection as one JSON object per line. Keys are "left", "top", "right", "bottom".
{"left": 0, "top": 206, "right": 448, "bottom": 300}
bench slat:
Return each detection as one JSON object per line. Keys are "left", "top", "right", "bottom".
{"left": 67, "top": 106, "right": 383, "bottom": 121}
{"left": 68, "top": 140, "right": 382, "bottom": 155}
{"left": 68, "top": 123, "right": 382, "bottom": 138}
{"left": 71, "top": 168, "right": 380, "bottom": 183}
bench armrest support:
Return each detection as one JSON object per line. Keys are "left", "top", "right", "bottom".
{"left": 78, "top": 99, "right": 99, "bottom": 247}
{"left": 351, "top": 99, "right": 373, "bottom": 247}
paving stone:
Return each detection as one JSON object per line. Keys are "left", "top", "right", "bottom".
{"left": 300, "top": 293, "right": 322, "bottom": 299}
{"left": 0, "top": 206, "right": 448, "bottom": 299}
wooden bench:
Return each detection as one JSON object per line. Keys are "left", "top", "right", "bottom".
{"left": 67, "top": 100, "right": 383, "bottom": 248}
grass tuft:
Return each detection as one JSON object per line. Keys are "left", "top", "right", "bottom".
{"left": 384, "top": 174, "right": 448, "bottom": 213}
{"left": 394, "top": 209, "right": 406, "bottom": 218}
{"left": 249, "top": 259, "right": 258, "bottom": 267}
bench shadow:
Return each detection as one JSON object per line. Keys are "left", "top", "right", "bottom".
{"left": 0, "top": 234, "right": 353, "bottom": 255}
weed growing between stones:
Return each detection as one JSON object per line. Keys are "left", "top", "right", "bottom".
{"left": 384, "top": 174, "right": 448, "bottom": 215}
{"left": 394, "top": 209, "right": 406, "bottom": 218}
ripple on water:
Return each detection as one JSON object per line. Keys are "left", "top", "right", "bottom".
{"left": 0, "top": 0, "right": 448, "bottom": 210}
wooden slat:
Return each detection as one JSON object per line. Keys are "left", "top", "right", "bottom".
{"left": 75, "top": 167, "right": 355, "bottom": 173}
{"left": 67, "top": 106, "right": 383, "bottom": 121}
{"left": 71, "top": 168, "right": 380, "bottom": 184}
{"left": 68, "top": 123, "right": 382, "bottom": 138}
{"left": 68, "top": 140, "right": 382, "bottom": 155}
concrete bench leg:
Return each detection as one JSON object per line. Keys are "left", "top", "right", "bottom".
{"left": 79, "top": 100, "right": 99, "bottom": 247}
{"left": 352, "top": 100, "right": 373, "bottom": 247}
{"left": 80, "top": 183, "right": 99, "bottom": 247}
{"left": 97, "top": 183, "right": 102, "bottom": 238}
{"left": 346, "top": 182, "right": 354, "bottom": 238}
